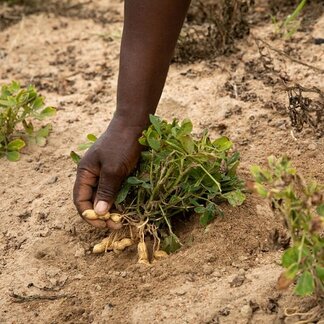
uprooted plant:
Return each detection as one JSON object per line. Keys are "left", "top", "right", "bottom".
{"left": 72, "top": 115, "right": 246, "bottom": 264}
{"left": 252, "top": 156, "right": 324, "bottom": 298}
{"left": 0, "top": 81, "right": 56, "bottom": 161}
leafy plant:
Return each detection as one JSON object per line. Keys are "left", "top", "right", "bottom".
{"left": 252, "top": 156, "right": 324, "bottom": 297}
{"left": 73, "top": 115, "right": 245, "bottom": 259}
{"left": 0, "top": 81, "right": 56, "bottom": 161}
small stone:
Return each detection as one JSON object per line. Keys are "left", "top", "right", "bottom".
{"left": 203, "top": 264, "right": 214, "bottom": 275}
{"left": 212, "top": 270, "right": 222, "bottom": 278}
{"left": 75, "top": 246, "right": 86, "bottom": 257}
{"left": 229, "top": 274, "right": 245, "bottom": 287}
{"left": 120, "top": 271, "right": 127, "bottom": 278}
{"left": 307, "top": 143, "right": 317, "bottom": 151}
{"left": 46, "top": 176, "right": 58, "bottom": 185}
{"left": 171, "top": 283, "right": 191, "bottom": 296}
{"left": 238, "top": 268, "right": 246, "bottom": 276}
{"left": 240, "top": 304, "right": 252, "bottom": 318}
{"left": 74, "top": 274, "right": 84, "bottom": 280}
{"left": 238, "top": 255, "right": 248, "bottom": 261}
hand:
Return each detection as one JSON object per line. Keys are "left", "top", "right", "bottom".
{"left": 73, "top": 116, "right": 144, "bottom": 229}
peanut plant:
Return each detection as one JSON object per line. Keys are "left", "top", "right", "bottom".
{"left": 0, "top": 81, "right": 56, "bottom": 161}
{"left": 252, "top": 156, "right": 324, "bottom": 297}
{"left": 72, "top": 115, "right": 246, "bottom": 262}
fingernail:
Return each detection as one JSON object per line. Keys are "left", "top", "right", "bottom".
{"left": 95, "top": 201, "right": 109, "bottom": 215}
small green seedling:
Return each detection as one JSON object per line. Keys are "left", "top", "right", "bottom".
{"left": 252, "top": 156, "right": 324, "bottom": 297}
{"left": 272, "top": 0, "right": 308, "bottom": 39}
{"left": 0, "top": 81, "right": 56, "bottom": 161}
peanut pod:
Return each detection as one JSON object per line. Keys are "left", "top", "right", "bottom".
{"left": 93, "top": 237, "right": 114, "bottom": 254}
{"left": 110, "top": 213, "right": 123, "bottom": 223}
{"left": 82, "top": 209, "right": 98, "bottom": 220}
{"left": 153, "top": 250, "right": 168, "bottom": 260}
{"left": 112, "top": 238, "right": 133, "bottom": 253}
{"left": 97, "top": 212, "right": 111, "bottom": 220}
{"left": 137, "top": 241, "right": 150, "bottom": 265}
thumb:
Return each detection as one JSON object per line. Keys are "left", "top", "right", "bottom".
{"left": 94, "top": 170, "right": 123, "bottom": 215}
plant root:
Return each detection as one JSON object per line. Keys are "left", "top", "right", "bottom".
{"left": 284, "top": 304, "right": 324, "bottom": 323}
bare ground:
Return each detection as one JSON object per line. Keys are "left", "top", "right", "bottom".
{"left": 0, "top": 1, "right": 323, "bottom": 323}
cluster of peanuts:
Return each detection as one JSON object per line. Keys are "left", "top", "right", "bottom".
{"left": 82, "top": 209, "right": 168, "bottom": 264}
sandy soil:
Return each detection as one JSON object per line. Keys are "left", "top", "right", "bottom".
{"left": 0, "top": 1, "right": 323, "bottom": 323}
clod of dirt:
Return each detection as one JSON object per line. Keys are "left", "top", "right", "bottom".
{"left": 218, "top": 307, "right": 231, "bottom": 316}
{"left": 229, "top": 274, "right": 246, "bottom": 287}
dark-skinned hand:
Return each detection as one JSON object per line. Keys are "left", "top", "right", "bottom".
{"left": 73, "top": 116, "right": 143, "bottom": 229}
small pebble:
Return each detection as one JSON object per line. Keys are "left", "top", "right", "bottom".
{"left": 229, "top": 274, "right": 245, "bottom": 287}
{"left": 307, "top": 143, "right": 317, "bottom": 151}
{"left": 75, "top": 246, "right": 86, "bottom": 257}
{"left": 203, "top": 264, "right": 214, "bottom": 275}
{"left": 240, "top": 304, "right": 252, "bottom": 318}
{"left": 46, "top": 176, "right": 58, "bottom": 185}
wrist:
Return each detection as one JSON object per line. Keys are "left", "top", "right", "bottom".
{"left": 113, "top": 109, "right": 151, "bottom": 129}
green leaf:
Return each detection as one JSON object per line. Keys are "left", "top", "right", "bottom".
{"left": 199, "top": 203, "right": 216, "bottom": 226}
{"left": 282, "top": 247, "right": 299, "bottom": 268}
{"left": 222, "top": 190, "right": 246, "bottom": 206}
{"left": 87, "top": 133, "right": 97, "bottom": 142}
{"left": 22, "top": 120, "right": 34, "bottom": 135}
{"left": 316, "top": 204, "right": 324, "bottom": 216}
{"left": 70, "top": 151, "right": 81, "bottom": 164}
{"left": 285, "top": 263, "right": 298, "bottom": 279}
{"left": 38, "top": 106, "right": 56, "bottom": 119}
{"left": 161, "top": 234, "right": 181, "bottom": 254}
{"left": 213, "top": 136, "right": 232, "bottom": 151}
{"left": 315, "top": 266, "right": 324, "bottom": 281}
{"left": 36, "top": 136, "right": 47, "bottom": 147}
{"left": 194, "top": 206, "right": 206, "bottom": 214}
{"left": 6, "top": 150, "right": 20, "bottom": 161}
{"left": 149, "top": 114, "right": 161, "bottom": 135}
{"left": 32, "top": 96, "right": 44, "bottom": 110}
{"left": 36, "top": 124, "right": 51, "bottom": 138}
{"left": 116, "top": 183, "right": 131, "bottom": 204}
{"left": 254, "top": 183, "right": 268, "bottom": 198}
{"left": 178, "top": 119, "right": 193, "bottom": 136}
{"left": 146, "top": 129, "right": 161, "bottom": 151}
{"left": 78, "top": 143, "right": 93, "bottom": 150}
{"left": 179, "top": 135, "right": 195, "bottom": 154}
{"left": 294, "top": 271, "right": 315, "bottom": 296}
{"left": 127, "top": 177, "right": 144, "bottom": 185}
{"left": 7, "top": 139, "right": 25, "bottom": 151}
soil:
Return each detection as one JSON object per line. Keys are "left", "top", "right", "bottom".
{"left": 0, "top": 1, "right": 323, "bottom": 323}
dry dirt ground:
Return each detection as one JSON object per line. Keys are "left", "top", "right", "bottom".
{"left": 0, "top": 1, "right": 323, "bottom": 323}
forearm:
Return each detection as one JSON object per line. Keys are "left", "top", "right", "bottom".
{"left": 115, "top": 0, "right": 191, "bottom": 127}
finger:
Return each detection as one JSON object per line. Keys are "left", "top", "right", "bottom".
{"left": 73, "top": 167, "right": 98, "bottom": 215}
{"left": 84, "top": 218, "right": 108, "bottom": 229}
{"left": 106, "top": 219, "right": 123, "bottom": 230}
{"left": 94, "top": 170, "right": 123, "bottom": 215}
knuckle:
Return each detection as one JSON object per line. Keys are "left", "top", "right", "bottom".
{"left": 96, "top": 186, "right": 116, "bottom": 199}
